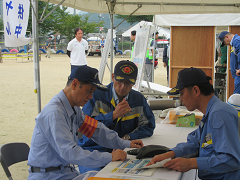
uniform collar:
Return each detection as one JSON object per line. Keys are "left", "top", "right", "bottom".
{"left": 58, "top": 90, "right": 75, "bottom": 118}
{"left": 202, "top": 95, "right": 218, "bottom": 123}
{"left": 230, "top": 34, "right": 236, "bottom": 46}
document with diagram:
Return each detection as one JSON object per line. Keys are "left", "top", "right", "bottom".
{"left": 109, "top": 158, "right": 170, "bottom": 177}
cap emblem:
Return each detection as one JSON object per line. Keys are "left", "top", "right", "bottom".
{"left": 121, "top": 65, "right": 134, "bottom": 74}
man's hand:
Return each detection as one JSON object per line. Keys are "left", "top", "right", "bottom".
{"left": 146, "top": 151, "right": 175, "bottom": 166}
{"left": 236, "top": 69, "right": 240, "bottom": 76}
{"left": 130, "top": 140, "right": 143, "bottom": 148}
{"left": 112, "top": 98, "right": 131, "bottom": 120}
{"left": 163, "top": 62, "right": 166, "bottom": 67}
{"left": 111, "top": 149, "right": 127, "bottom": 161}
{"left": 163, "top": 157, "right": 198, "bottom": 172}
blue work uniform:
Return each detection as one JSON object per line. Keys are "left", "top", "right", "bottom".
{"left": 78, "top": 82, "right": 155, "bottom": 173}
{"left": 27, "top": 90, "right": 130, "bottom": 180}
{"left": 230, "top": 34, "right": 240, "bottom": 94}
{"left": 171, "top": 95, "right": 240, "bottom": 180}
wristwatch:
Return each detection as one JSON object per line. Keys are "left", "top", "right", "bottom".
{"left": 123, "top": 134, "right": 131, "bottom": 140}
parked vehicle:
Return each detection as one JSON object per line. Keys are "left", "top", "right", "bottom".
{"left": 87, "top": 37, "right": 101, "bottom": 56}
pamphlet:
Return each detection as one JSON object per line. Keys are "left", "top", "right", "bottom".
{"left": 109, "top": 158, "right": 170, "bottom": 177}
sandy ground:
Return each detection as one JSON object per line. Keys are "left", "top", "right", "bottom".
{"left": 0, "top": 54, "right": 167, "bottom": 179}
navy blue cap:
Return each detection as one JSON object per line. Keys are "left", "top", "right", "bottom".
{"left": 69, "top": 66, "right": 108, "bottom": 91}
{"left": 114, "top": 60, "right": 138, "bottom": 84}
{"left": 218, "top": 31, "right": 229, "bottom": 47}
{"left": 167, "top": 67, "right": 212, "bottom": 95}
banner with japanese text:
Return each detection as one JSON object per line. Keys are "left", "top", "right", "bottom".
{"left": 3, "top": 0, "right": 32, "bottom": 47}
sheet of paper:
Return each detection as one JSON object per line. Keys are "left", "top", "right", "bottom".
{"left": 109, "top": 159, "right": 157, "bottom": 176}
{"left": 136, "top": 158, "right": 171, "bottom": 169}
{"left": 110, "top": 175, "right": 166, "bottom": 180}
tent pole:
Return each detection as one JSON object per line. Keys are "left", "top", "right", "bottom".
{"left": 32, "top": 0, "right": 41, "bottom": 113}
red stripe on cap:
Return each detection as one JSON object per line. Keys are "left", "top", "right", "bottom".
{"left": 78, "top": 115, "right": 98, "bottom": 139}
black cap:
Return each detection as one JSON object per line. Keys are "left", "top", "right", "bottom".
{"left": 218, "top": 31, "right": 229, "bottom": 47}
{"left": 167, "top": 67, "right": 212, "bottom": 95}
{"left": 114, "top": 60, "right": 138, "bottom": 84}
{"left": 69, "top": 66, "right": 108, "bottom": 91}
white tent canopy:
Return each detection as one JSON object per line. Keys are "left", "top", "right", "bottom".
{"left": 41, "top": 0, "right": 240, "bottom": 15}
{"left": 155, "top": 13, "right": 240, "bottom": 26}
{"left": 122, "top": 21, "right": 170, "bottom": 38}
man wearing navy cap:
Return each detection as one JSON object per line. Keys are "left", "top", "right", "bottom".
{"left": 27, "top": 66, "right": 143, "bottom": 180}
{"left": 147, "top": 67, "right": 240, "bottom": 180}
{"left": 218, "top": 31, "right": 240, "bottom": 94}
{"left": 78, "top": 60, "right": 155, "bottom": 173}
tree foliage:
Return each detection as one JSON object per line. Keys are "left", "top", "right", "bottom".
{"left": 115, "top": 15, "right": 153, "bottom": 25}
{"left": 28, "top": 2, "right": 103, "bottom": 41}
{"left": 54, "top": 13, "right": 104, "bottom": 42}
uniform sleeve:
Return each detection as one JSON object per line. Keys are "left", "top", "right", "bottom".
{"left": 82, "top": 92, "right": 114, "bottom": 128}
{"left": 38, "top": 110, "right": 131, "bottom": 168}
{"left": 37, "top": 111, "right": 113, "bottom": 168}
{"left": 67, "top": 40, "right": 72, "bottom": 51}
{"left": 127, "top": 96, "right": 155, "bottom": 140}
{"left": 197, "top": 111, "right": 240, "bottom": 175}
{"left": 230, "top": 51, "right": 237, "bottom": 78}
{"left": 85, "top": 40, "right": 89, "bottom": 50}
{"left": 91, "top": 121, "right": 131, "bottom": 149}
{"left": 171, "top": 127, "right": 201, "bottom": 158}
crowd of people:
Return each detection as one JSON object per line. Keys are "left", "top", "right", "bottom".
{"left": 25, "top": 27, "right": 240, "bottom": 180}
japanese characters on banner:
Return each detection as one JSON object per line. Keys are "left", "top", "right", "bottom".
{"left": 3, "top": 0, "right": 32, "bottom": 47}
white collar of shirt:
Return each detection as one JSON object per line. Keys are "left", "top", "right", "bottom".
{"left": 230, "top": 35, "right": 235, "bottom": 46}
{"left": 112, "top": 85, "right": 129, "bottom": 105}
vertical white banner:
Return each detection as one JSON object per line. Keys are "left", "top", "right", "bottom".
{"left": 99, "top": 29, "right": 116, "bottom": 83}
{"left": 3, "top": 0, "right": 32, "bottom": 47}
{"left": 132, "top": 26, "right": 151, "bottom": 91}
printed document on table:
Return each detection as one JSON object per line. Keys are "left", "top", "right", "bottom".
{"left": 110, "top": 175, "right": 167, "bottom": 180}
{"left": 136, "top": 158, "right": 171, "bottom": 169}
{"left": 110, "top": 159, "right": 157, "bottom": 176}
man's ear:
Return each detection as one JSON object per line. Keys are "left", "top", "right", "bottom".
{"left": 193, "top": 85, "right": 201, "bottom": 96}
{"left": 111, "top": 73, "right": 115, "bottom": 82}
{"left": 71, "top": 79, "right": 78, "bottom": 90}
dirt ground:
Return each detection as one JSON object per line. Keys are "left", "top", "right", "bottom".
{"left": 0, "top": 54, "right": 167, "bottom": 179}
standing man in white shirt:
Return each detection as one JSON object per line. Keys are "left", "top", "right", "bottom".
{"left": 67, "top": 27, "right": 88, "bottom": 71}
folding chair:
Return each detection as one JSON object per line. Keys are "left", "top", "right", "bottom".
{"left": 0, "top": 142, "right": 30, "bottom": 180}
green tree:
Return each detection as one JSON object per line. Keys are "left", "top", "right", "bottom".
{"left": 115, "top": 15, "right": 153, "bottom": 25}
{"left": 28, "top": 2, "right": 68, "bottom": 35}
{"left": 54, "top": 13, "right": 104, "bottom": 42}
{"left": 0, "top": 18, "right": 4, "bottom": 36}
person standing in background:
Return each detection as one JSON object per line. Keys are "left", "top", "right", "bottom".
{"left": 163, "top": 38, "right": 170, "bottom": 86}
{"left": 45, "top": 36, "right": 52, "bottom": 58}
{"left": 144, "top": 32, "right": 158, "bottom": 82}
{"left": 219, "top": 31, "right": 240, "bottom": 94}
{"left": 67, "top": 27, "right": 88, "bottom": 71}
{"left": 100, "top": 36, "right": 105, "bottom": 56}
{"left": 130, "top": 30, "right": 136, "bottom": 61}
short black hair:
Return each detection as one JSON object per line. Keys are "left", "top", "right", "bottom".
{"left": 66, "top": 78, "right": 89, "bottom": 87}
{"left": 152, "top": 32, "right": 159, "bottom": 36}
{"left": 186, "top": 83, "right": 214, "bottom": 96}
{"left": 75, "top": 27, "right": 83, "bottom": 35}
{"left": 131, "top": 30, "right": 136, "bottom": 36}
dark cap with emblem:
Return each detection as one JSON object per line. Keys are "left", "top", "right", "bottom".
{"left": 167, "top": 67, "right": 212, "bottom": 95}
{"left": 69, "top": 66, "right": 108, "bottom": 91}
{"left": 114, "top": 60, "right": 138, "bottom": 84}
{"left": 218, "top": 31, "right": 229, "bottom": 47}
